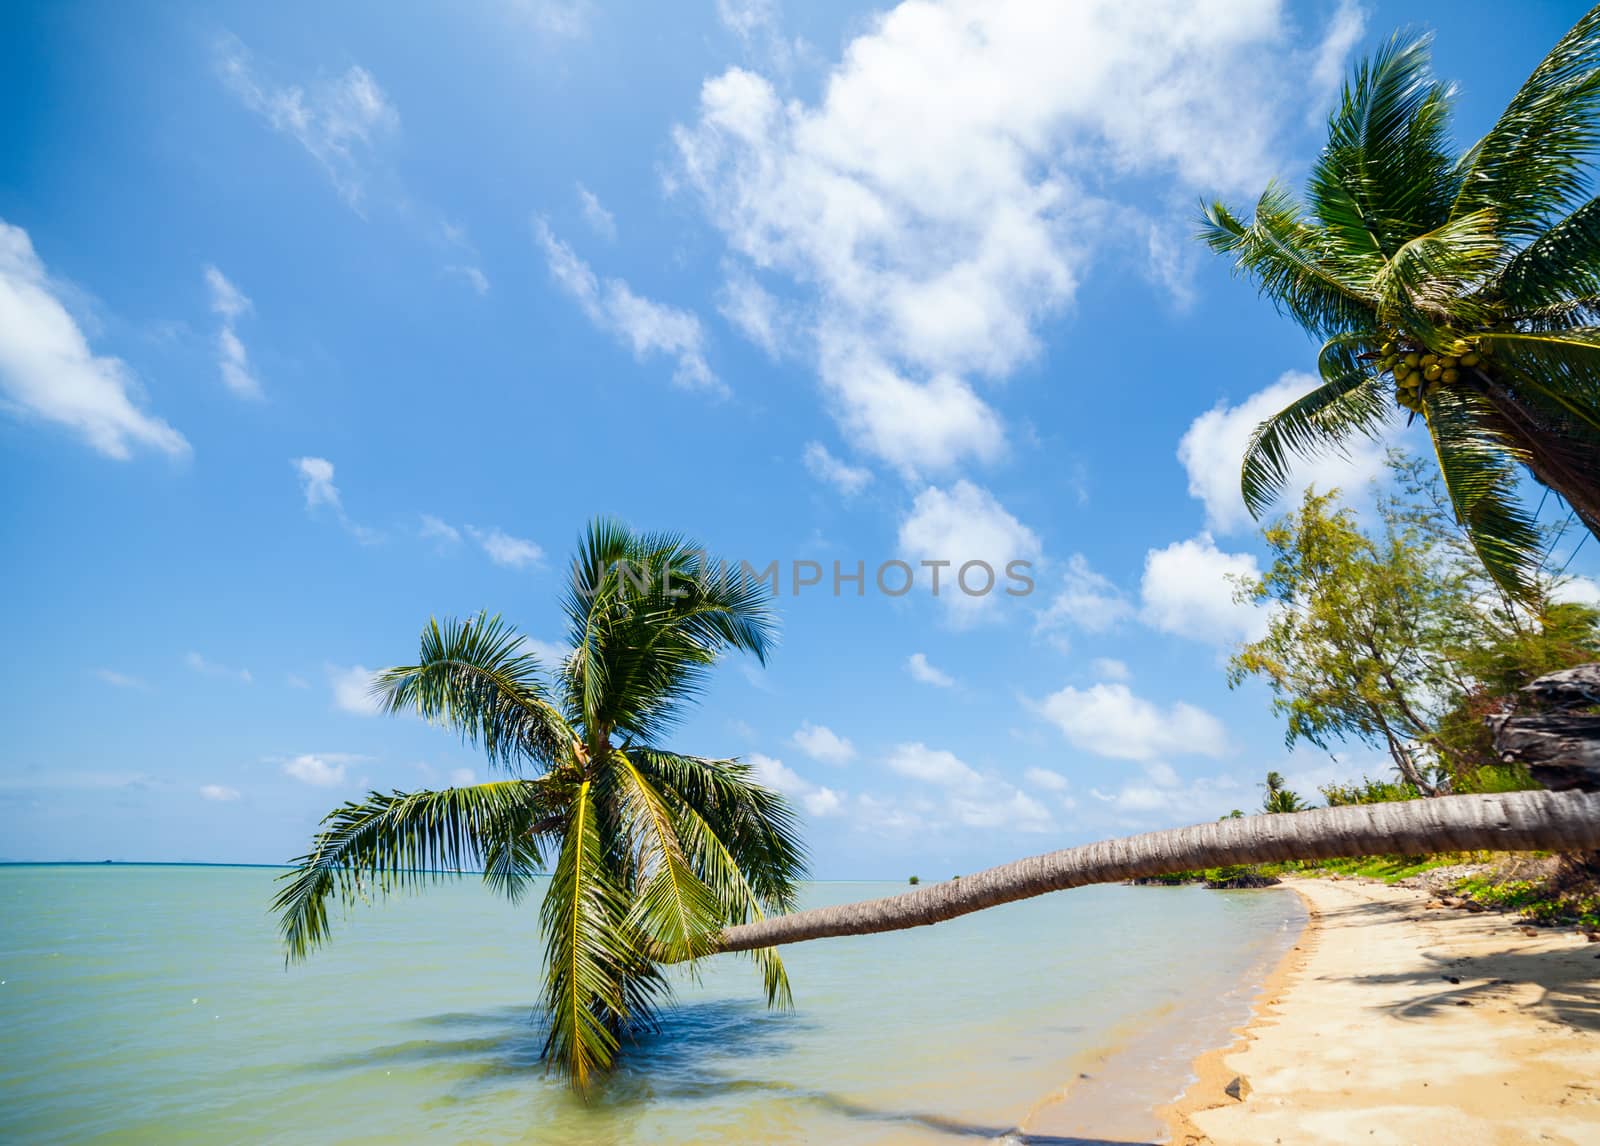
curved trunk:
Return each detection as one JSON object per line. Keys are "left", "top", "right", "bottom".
{"left": 1472, "top": 371, "right": 1600, "bottom": 538}
{"left": 713, "top": 790, "right": 1600, "bottom": 954}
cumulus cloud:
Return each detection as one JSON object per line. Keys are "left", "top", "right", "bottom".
{"left": 216, "top": 38, "right": 399, "bottom": 211}
{"left": 718, "top": 269, "right": 789, "bottom": 358}
{"left": 534, "top": 218, "right": 720, "bottom": 393}
{"left": 199, "top": 784, "right": 241, "bottom": 801}
{"left": 1024, "top": 766, "right": 1070, "bottom": 792}
{"left": 1178, "top": 372, "right": 1389, "bottom": 533}
{"left": 1034, "top": 682, "right": 1228, "bottom": 761}
{"left": 1035, "top": 554, "right": 1133, "bottom": 646}
{"left": 906, "top": 652, "right": 955, "bottom": 688}
{"left": 673, "top": 1, "right": 1364, "bottom": 472}
{"left": 466, "top": 526, "right": 544, "bottom": 569}
{"left": 749, "top": 752, "right": 845, "bottom": 816}
{"left": 282, "top": 753, "right": 354, "bottom": 787}
{"left": 802, "top": 441, "right": 872, "bottom": 495}
{"left": 898, "top": 480, "right": 1041, "bottom": 621}
{"left": 204, "top": 265, "right": 261, "bottom": 398}
{"left": 1140, "top": 534, "right": 1270, "bottom": 645}
{"left": 1552, "top": 575, "right": 1600, "bottom": 608}
{"left": 329, "top": 665, "right": 382, "bottom": 715}
{"left": 884, "top": 742, "right": 982, "bottom": 788}
{"left": 792, "top": 721, "right": 855, "bottom": 765}
{"left": 576, "top": 183, "right": 617, "bottom": 240}
{"left": 1090, "top": 657, "right": 1130, "bottom": 681}
{"left": 0, "top": 220, "right": 188, "bottom": 459}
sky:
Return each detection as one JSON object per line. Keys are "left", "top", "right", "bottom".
{"left": 2, "top": 0, "right": 1595, "bottom": 878}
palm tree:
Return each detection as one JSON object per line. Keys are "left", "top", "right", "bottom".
{"left": 272, "top": 520, "right": 805, "bottom": 1092}
{"left": 1201, "top": 9, "right": 1600, "bottom": 596}
{"left": 1261, "top": 770, "right": 1308, "bottom": 814}
{"left": 709, "top": 789, "right": 1600, "bottom": 953}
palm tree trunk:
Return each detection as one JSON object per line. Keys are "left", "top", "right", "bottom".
{"left": 713, "top": 790, "right": 1600, "bottom": 953}
{"left": 1472, "top": 371, "right": 1600, "bottom": 539}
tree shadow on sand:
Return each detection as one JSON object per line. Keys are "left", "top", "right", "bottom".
{"left": 314, "top": 998, "right": 1153, "bottom": 1144}
{"left": 1310, "top": 898, "right": 1600, "bottom": 1031}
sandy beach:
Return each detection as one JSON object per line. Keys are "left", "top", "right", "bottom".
{"left": 1162, "top": 877, "right": 1600, "bottom": 1146}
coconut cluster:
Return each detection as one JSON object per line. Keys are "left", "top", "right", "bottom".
{"left": 1375, "top": 334, "right": 1488, "bottom": 413}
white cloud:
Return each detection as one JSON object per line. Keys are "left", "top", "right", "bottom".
{"left": 906, "top": 652, "right": 955, "bottom": 688}
{"left": 884, "top": 742, "right": 982, "bottom": 788}
{"left": 0, "top": 220, "right": 188, "bottom": 459}
{"left": 286, "top": 673, "right": 310, "bottom": 689}
{"left": 1024, "top": 766, "right": 1069, "bottom": 792}
{"left": 466, "top": 526, "right": 543, "bottom": 569}
{"left": 448, "top": 767, "right": 475, "bottom": 786}
{"left": 282, "top": 753, "right": 351, "bottom": 787}
{"left": 717, "top": 0, "right": 780, "bottom": 40}
{"left": 576, "top": 183, "right": 617, "bottom": 240}
{"left": 294, "top": 456, "right": 341, "bottom": 510}
{"left": 217, "top": 39, "right": 399, "bottom": 211}
{"left": 445, "top": 265, "right": 490, "bottom": 295}
{"left": 204, "top": 265, "right": 261, "bottom": 399}
{"left": 1035, "top": 554, "right": 1133, "bottom": 645}
{"left": 1552, "top": 575, "right": 1600, "bottom": 608}
{"left": 792, "top": 721, "right": 855, "bottom": 765}
{"left": 329, "top": 665, "right": 382, "bottom": 716}
{"left": 898, "top": 480, "right": 1041, "bottom": 621}
{"left": 534, "top": 218, "right": 721, "bottom": 393}
{"left": 1090, "top": 657, "right": 1130, "bottom": 682}
{"left": 1178, "top": 372, "right": 1389, "bottom": 533}
{"left": 749, "top": 752, "right": 845, "bottom": 817}
{"left": 949, "top": 787, "right": 1052, "bottom": 831}
{"left": 673, "top": 2, "right": 1362, "bottom": 473}
{"left": 1308, "top": 0, "right": 1366, "bottom": 118}
{"left": 1140, "top": 534, "right": 1270, "bottom": 645}
{"left": 509, "top": 0, "right": 592, "bottom": 41}
{"left": 802, "top": 441, "right": 872, "bottom": 495}
{"left": 515, "top": 636, "right": 572, "bottom": 667}
{"left": 718, "top": 269, "right": 788, "bottom": 358}
{"left": 419, "top": 514, "right": 462, "bottom": 545}
{"left": 1034, "top": 682, "right": 1228, "bottom": 761}
{"left": 200, "top": 784, "right": 241, "bottom": 801}
{"left": 185, "top": 651, "right": 253, "bottom": 684}
{"left": 94, "top": 669, "right": 149, "bottom": 690}
{"left": 292, "top": 457, "right": 378, "bottom": 543}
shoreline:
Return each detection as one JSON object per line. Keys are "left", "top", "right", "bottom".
{"left": 1159, "top": 877, "right": 1600, "bottom": 1145}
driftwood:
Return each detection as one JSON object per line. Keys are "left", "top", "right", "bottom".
{"left": 1490, "top": 663, "right": 1600, "bottom": 792}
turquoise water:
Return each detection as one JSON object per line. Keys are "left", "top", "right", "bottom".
{"left": 1, "top": 865, "right": 1303, "bottom": 1144}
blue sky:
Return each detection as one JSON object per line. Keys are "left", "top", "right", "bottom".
{"left": 2, "top": 0, "right": 1595, "bottom": 878}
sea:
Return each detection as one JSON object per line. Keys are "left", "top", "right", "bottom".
{"left": 1, "top": 864, "right": 1304, "bottom": 1144}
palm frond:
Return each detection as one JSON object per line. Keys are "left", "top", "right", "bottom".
{"left": 1497, "top": 195, "right": 1600, "bottom": 317}
{"left": 375, "top": 613, "right": 574, "bottom": 773}
{"left": 1241, "top": 341, "right": 1393, "bottom": 518}
{"left": 1420, "top": 385, "right": 1544, "bottom": 597}
{"left": 1453, "top": 4, "right": 1600, "bottom": 237}
{"left": 1311, "top": 31, "right": 1458, "bottom": 256}
{"left": 613, "top": 751, "right": 723, "bottom": 963}
{"left": 1372, "top": 210, "right": 1503, "bottom": 333}
{"left": 538, "top": 779, "right": 635, "bottom": 1092}
{"left": 272, "top": 781, "right": 553, "bottom": 962}
{"left": 1199, "top": 187, "right": 1377, "bottom": 340}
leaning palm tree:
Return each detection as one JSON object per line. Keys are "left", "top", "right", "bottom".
{"left": 272, "top": 520, "right": 804, "bottom": 1092}
{"left": 1202, "top": 9, "right": 1600, "bottom": 596}
{"left": 708, "top": 789, "right": 1600, "bottom": 953}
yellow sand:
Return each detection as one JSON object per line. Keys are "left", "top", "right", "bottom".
{"left": 1164, "top": 877, "right": 1600, "bottom": 1145}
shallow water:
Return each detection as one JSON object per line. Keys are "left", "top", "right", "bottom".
{"left": 0, "top": 865, "right": 1302, "bottom": 1144}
